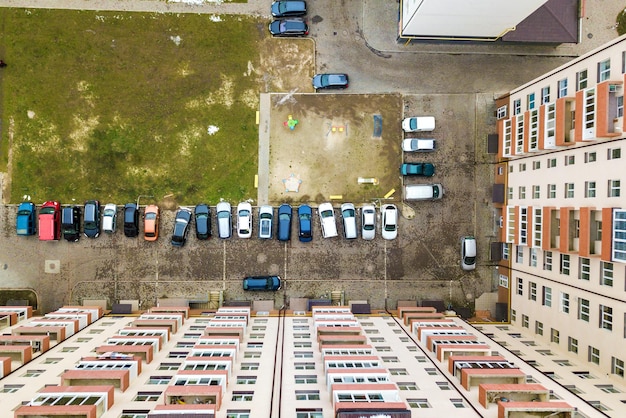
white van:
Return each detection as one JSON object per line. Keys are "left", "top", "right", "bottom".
{"left": 404, "top": 184, "right": 444, "bottom": 201}
{"left": 318, "top": 202, "right": 338, "bottom": 238}
{"left": 340, "top": 203, "right": 358, "bottom": 239}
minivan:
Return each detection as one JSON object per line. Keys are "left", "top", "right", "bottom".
{"left": 62, "top": 206, "right": 81, "bottom": 242}
{"left": 318, "top": 202, "right": 338, "bottom": 238}
{"left": 243, "top": 276, "right": 281, "bottom": 291}
{"left": 216, "top": 201, "right": 232, "bottom": 239}
{"left": 461, "top": 236, "right": 477, "bottom": 270}
{"left": 404, "top": 184, "right": 444, "bottom": 201}
{"left": 340, "top": 203, "right": 357, "bottom": 239}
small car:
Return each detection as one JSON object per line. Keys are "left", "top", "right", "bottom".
{"left": 402, "top": 138, "right": 436, "bottom": 152}
{"left": 171, "top": 207, "right": 192, "bottom": 247}
{"left": 61, "top": 206, "right": 81, "bottom": 242}
{"left": 340, "top": 203, "right": 358, "bottom": 239}
{"left": 216, "top": 201, "right": 232, "bottom": 239}
{"left": 258, "top": 205, "right": 274, "bottom": 239}
{"left": 102, "top": 203, "right": 117, "bottom": 233}
{"left": 298, "top": 204, "right": 313, "bottom": 242}
{"left": 400, "top": 163, "right": 435, "bottom": 177}
{"left": 461, "top": 236, "right": 477, "bottom": 271}
{"left": 123, "top": 203, "right": 139, "bottom": 237}
{"left": 243, "top": 276, "right": 281, "bottom": 291}
{"left": 38, "top": 201, "right": 61, "bottom": 241}
{"left": 83, "top": 200, "right": 101, "bottom": 238}
{"left": 195, "top": 204, "right": 211, "bottom": 240}
{"left": 401, "top": 116, "right": 435, "bottom": 132}
{"left": 318, "top": 202, "right": 338, "bottom": 238}
{"left": 237, "top": 202, "right": 253, "bottom": 238}
{"left": 361, "top": 204, "right": 376, "bottom": 241}
{"left": 312, "top": 73, "right": 349, "bottom": 90}
{"left": 271, "top": 0, "right": 307, "bottom": 17}
{"left": 277, "top": 204, "right": 292, "bottom": 241}
{"left": 16, "top": 202, "right": 37, "bottom": 236}
{"left": 381, "top": 204, "right": 398, "bottom": 240}
{"left": 144, "top": 205, "right": 159, "bottom": 241}
{"left": 268, "top": 18, "right": 309, "bottom": 37}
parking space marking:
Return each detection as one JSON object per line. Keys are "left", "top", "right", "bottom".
{"left": 222, "top": 240, "right": 226, "bottom": 290}
{"left": 283, "top": 242, "right": 288, "bottom": 281}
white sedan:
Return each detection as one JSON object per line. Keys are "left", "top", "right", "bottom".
{"left": 381, "top": 204, "right": 398, "bottom": 240}
{"left": 237, "top": 202, "right": 252, "bottom": 238}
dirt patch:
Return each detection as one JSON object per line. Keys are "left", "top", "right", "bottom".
{"left": 258, "top": 38, "right": 315, "bottom": 93}
{"left": 268, "top": 94, "right": 403, "bottom": 204}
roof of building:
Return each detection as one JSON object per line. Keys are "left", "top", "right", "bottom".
{"left": 502, "top": 0, "right": 579, "bottom": 43}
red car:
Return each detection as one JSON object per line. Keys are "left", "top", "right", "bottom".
{"left": 38, "top": 201, "right": 61, "bottom": 241}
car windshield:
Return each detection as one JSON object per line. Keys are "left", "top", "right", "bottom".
{"left": 465, "top": 256, "right": 476, "bottom": 264}
{"left": 146, "top": 212, "right": 157, "bottom": 220}
{"left": 218, "top": 211, "right": 229, "bottom": 219}
{"left": 40, "top": 207, "right": 55, "bottom": 214}
{"left": 300, "top": 213, "right": 311, "bottom": 220}
{"left": 321, "top": 210, "right": 332, "bottom": 218}
{"left": 410, "top": 119, "right": 417, "bottom": 130}
{"left": 240, "top": 210, "right": 250, "bottom": 217}
{"left": 260, "top": 213, "right": 272, "bottom": 219}
{"left": 174, "top": 223, "right": 185, "bottom": 235}
{"left": 279, "top": 213, "right": 290, "bottom": 220}
{"left": 342, "top": 209, "right": 355, "bottom": 217}
{"left": 104, "top": 209, "right": 115, "bottom": 216}
{"left": 18, "top": 209, "right": 31, "bottom": 215}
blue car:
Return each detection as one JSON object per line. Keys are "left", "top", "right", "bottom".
{"left": 277, "top": 204, "right": 292, "bottom": 241}
{"left": 16, "top": 202, "right": 37, "bottom": 236}
{"left": 298, "top": 204, "right": 313, "bottom": 242}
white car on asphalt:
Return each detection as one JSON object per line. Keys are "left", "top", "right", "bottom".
{"left": 361, "top": 204, "right": 376, "bottom": 240}
{"left": 402, "top": 116, "right": 435, "bottom": 132}
{"left": 381, "top": 204, "right": 398, "bottom": 240}
{"left": 216, "top": 201, "right": 232, "bottom": 239}
{"left": 102, "top": 203, "right": 117, "bottom": 233}
{"left": 237, "top": 202, "right": 252, "bottom": 238}
{"left": 318, "top": 202, "right": 338, "bottom": 238}
{"left": 258, "top": 205, "right": 273, "bottom": 239}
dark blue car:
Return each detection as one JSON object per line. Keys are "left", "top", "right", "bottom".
{"left": 277, "top": 204, "right": 292, "bottom": 241}
{"left": 298, "top": 204, "right": 312, "bottom": 242}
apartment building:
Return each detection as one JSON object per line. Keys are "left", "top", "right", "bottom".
{"left": 494, "top": 33, "right": 626, "bottom": 402}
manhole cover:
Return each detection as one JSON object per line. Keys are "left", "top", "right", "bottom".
{"left": 45, "top": 260, "right": 60, "bottom": 274}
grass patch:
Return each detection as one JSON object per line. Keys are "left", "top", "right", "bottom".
{"left": 1, "top": 9, "right": 264, "bottom": 205}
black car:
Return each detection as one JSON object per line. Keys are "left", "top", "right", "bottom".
{"left": 195, "top": 204, "right": 211, "bottom": 240}
{"left": 171, "top": 208, "right": 192, "bottom": 247}
{"left": 124, "top": 203, "right": 139, "bottom": 237}
{"left": 62, "top": 206, "right": 81, "bottom": 242}
{"left": 312, "top": 73, "right": 349, "bottom": 90}
{"left": 268, "top": 18, "right": 309, "bottom": 37}
{"left": 83, "top": 200, "right": 101, "bottom": 238}
{"left": 271, "top": 0, "right": 307, "bottom": 17}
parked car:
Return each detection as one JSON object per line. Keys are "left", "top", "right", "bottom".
{"left": 243, "top": 276, "right": 281, "bottom": 291}
{"left": 83, "top": 200, "right": 101, "bottom": 238}
{"left": 16, "top": 202, "right": 36, "bottom": 236}
{"left": 277, "top": 204, "right": 292, "bottom": 241}
{"left": 216, "top": 201, "right": 232, "bottom": 239}
{"left": 102, "top": 203, "right": 117, "bottom": 233}
{"left": 461, "top": 236, "right": 477, "bottom": 271}
{"left": 402, "top": 138, "right": 436, "bottom": 152}
{"left": 318, "top": 202, "right": 338, "bottom": 238}
{"left": 401, "top": 116, "right": 435, "bottom": 132}
{"left": 268, "top": 18, "right": 309, "bottom": 37}
{"left": 171, "top": 207, "right": 192, "bottom": 247}
{"left": 194, "top": 204, "right": 211, "bottom": 240}
{"left": 381, "top": 204, "right": 398, "bottom": 240}
{"left": 61, "top": 206, "right": 81, "bottom": 242}
{"left": 298, "top": 204, "right": 313, "bottom": 242}
{"left": 340, "top": 203, "right": 358, "bottom": 239}
{"left": 404, "top": 184, "right": 444, "bottom": 201}
{"left": 258, "top": 205, "right": 274, "bottom": 239}
{"left": 271, "top": 0, "right": 307, "bottom": 17}
{"left": 361, "top": 204, "right": 376, "bottom": 240}
{"left": 400, "top": 163, "right": 435, "bottom": 176}
{"left": 312, "top": 73, "right": 349, "bottom": 90}
{"left": 144, "top": 205, "right": 160, "bottom": 241}
{"left": 237, "top": 202, "right": 253, "bottom": 238}
{"left": 123, "top": 203, "right": 139, "bottom": 237}
{"left": 38, "top": 201, "right": 61, "bottom": 241}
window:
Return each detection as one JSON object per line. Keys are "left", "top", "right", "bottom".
{"left": 436, "top": 381, "right": 451, "bottom": 390}
{"left": 527, "top": 93, "right": 536, "bottom": 110}
{"left": 241, "top": 363, "right": 259, "bottom": 371}
{"left": 542, "top": 286, "right": 552, "bottom": 307}
{"left": 497, "top": 105, "right": 507, "bottom": 119}
{"left": 0, "top": 384, "right": 23, "bottom": 393}
{"left": 558, "top": 78, "right": 568, "bottom": 98}
{"left": 507, "top": 187, "right": 513, "bottom": 200}
{"left": 236, "top": 376, "right": 257, "bottom": 384}
{"left": 294, "top": 351, "right": 313, "bottom": 358}
{"left": 608, "top": 147, "right": 622, "bottom": 159}
{"left": 609, "top": 180, "right": 621, "bottom": 197}
{"left": 147, "top": 376, "right": 171, "bottom": 385}
{"left": 584, "top": 181, "right": 596, "bottom": 198}
{"left": 529, "top": 282, "right": 537, "bottom": 301}
{"left": 502, "top": 243, "right": 509, "bottom": 260}
{"left": 158, "top": 363, "right": 180, "bottom": 371}
{"left": 295, "top": 390, "right": 320, "bottom": 400}
{"left": 21, "top": 370, "right": 43, "bottom": 377}
{"left": 598, "top": 59, "right": 611, "bottom": 82}
{"left": 397, "top": 382, "right": 418, "bottom": 390}
{"left": 522, "top": 314, "right": 529, "bottom": 328}
{"left": 510, "top": 309, "right": 516, "bottom": 322}
{"left": 243, "top": 352, "right": 261, "bottom": 359}
{"left": 61, "top": 346, "right": 77, "bottom": 352}
{"left": 560, "top": 254, "right": 570, "bottom": 275}
{"left": 611, "top": 357, "right": 625, "bottom": 377}
{"left": 533, "top": 185, "right": 540, "bottom": 199}
{"left": 578, "top": 298, "right": 590, "bottom": 322}
{"left": 618, "top": 96, "right": 624, "bottom": 117}
{"left": 565, "top": 155, "right": 575, "bottom": 165}
{"left": 120, "top": 411, "right": 149, "bottom": 418}
{"left": 600, "top": 305, "right": 613, "bottom": 330}
{"left": 499, "top": 275, "right": 509, "bottom": 288}
{"left": 548, "top": 184, "right": 556, "bottom": 199}
{"left": 518, "top": 186, "right": 526, "bottom": 199}
{"left": 516, "top": 277, "right": 523, "bottom": 295}
{"left": 551, "top": 328, "right": 560, "bottom": 344}
{"left": 407, "top": 399, "right": 430, "bottom": 408}
{"left": 541, "top": 86, "right": 550, "bottom": 104}
{"left": 533, "top": 160, "right": 541, "bottom": 170}
{"left": 296, "top": 410, "right": 323, "bottom": 418}
{"left": 529, "top": 248, "right": 537, "bottom": 267}
{"left": 576, "top": 69, "right": 588, "bottom": 90}
{"left": 579, "top": 257, "right": 591, "bottom": 280}
{"left": 516, "top": 245, "right": 524, "bottom": 264}
{"left": 614, "top": 210, "right": 626, "bottom": 262}
{"left": 389, "top": 368, "right": 408, "bottom": 375}
{"left": 544, "top": 251, "right": 553, "bottom": 271}
{"left": 519, "top": 162, "right": 526, "bottom": 171}
{"left": 588, "top": 346, "right": 600, "bottom": 365}
{"left": 232, "top": 392, "right": 254, "bottom": 401}
{"left": 601, "top": 262, "right": 613, "bottom": 286}
{"left": 560, "top": 292, "right": 570, "bottom": 313}
{"left": 450, "top": 398, "right": 466, "bottom": 408}
{"left": 382, "top": 356, "right": 399, "bottom": 363}
{"left": 43, "top": 358, "right": 62, "bottom": 364}
{"left": 134, "top": 392, "right": 162, "bottom": 402}
{"left": 513, "top": 99, "right": 521, "bottom": 115}
{"left": 535, "top": 321, "right": 544, "bottom": 336}
{"left": 425, "top": 368, "right": 439, "bottom": 376}
{"left": 565, "top": 183, "right": 575, "bottom": 198}
{"left": 585, "top": 151, "right": 597, "bottom": 163}
{"left": 568, "top": 337, "right": 579, "bottom": 354}
{"left": 295, "top": 375, "right": 317, "bottom": 384}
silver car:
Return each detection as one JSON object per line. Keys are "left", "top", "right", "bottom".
{"left": 102, "top": 203, "right": 117, "bottom": 233}
{"left": 216, "top": 201, "right": 232, "bottom": 239}
{"left": 361, "top": 204, "right": 376, "bottom": 240}
{"left": 258, "top": 205, "right": 273, "bottom": 239}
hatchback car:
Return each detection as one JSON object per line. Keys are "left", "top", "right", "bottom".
{"left": 16, "top": 202, "right": 37, "bottom": 236}
{"left": 277, "top": 204, "right": 292, "bottom": 241}
{"left": 461, "top": 236, "right": 477, "bottom": 271}
{"left": 340, "top": 203, "right": 358, "bottom": 239}
{"left": 83, "top": 200, "right": 101, "bottom": 238}
{"left": 123, "top": 203, "right": 139, "bottom": 237}
{"left": 258, "top": 205, "right": 274, "bottom": 239}
{"left": 195, "top": 204, "right": 211, "bottom": 240}
{"left": 361, "top": 204, "right": 376, "bottom": 240}
{"left": 271, "top": 0, "right": 307, "bottom": 17}
{"left": 298, "top": 204, "right": 313, "bottom": 242}
{"left": 62, "top": 206, "right": 81, "bottom": 242}
{"left": 243, "top": 276, "right": 281, "bottom": 291}
{"left": 171, "top": 207, "right": 192, "bottom": 247}
{"left": 102, "top": 203, "right": 117, "bottom": 233}
{"left": 268, "top": 18, "right": 309, "bottom": 37}
{"left": 381, "top": 204, "right": 398, "bottom": 240}
{"left": 400, "top": 163, "right": 435, "bottom": 177}
{"left": 237, "top": 202, "right": 253, "bottom": 238}
{"left": 216, "top": 201, "right": 232, "bottom": 239}
{"left": 401, "top": 116, "right": 435, "bottom": 132}
{"left": 318, "top": 202, "right": 338, "bottom": 238}
{"left": 38, "top": 201, "right": 61, "bottom": 241}
{"left": 312, "top": 73, "right": 349, "bottom": 90}
{"left": 144, "top": 205, "right": 159, "bottom": 241}
{"left": 402, "top": 138, "right": 436, "bottom": 152}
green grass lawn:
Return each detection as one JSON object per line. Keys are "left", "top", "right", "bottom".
{"left": 0, "top": 9, "right": 263, "bottom": 205}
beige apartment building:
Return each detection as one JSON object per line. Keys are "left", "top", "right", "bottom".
{"left": 494, "top": 32, "right": 626, "bottom": 412}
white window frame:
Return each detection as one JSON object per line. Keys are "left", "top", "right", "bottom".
{"left": 513, "top": 99, "right": 521, "bottom": 115}
{"left": 579, "top": 257, "right": 590, "bottom": 280}
{"left": 584, "top": 181, "right": 596, "bottom": 198}
{"left": 497, "top": 105, "right": 507, "bottom": 119}
{"left": 558, "top": 78, "right": 568, "bottom": 98}
{"left": 577, "top": 69, "right": 588, "bottom": 90}
{"left": 609, "top": 179, "right": 621, "bottom": 197}
{"left": 578, "top": 298, "right": 590, "bottom": 322}
{"left": 560, "top": 292, "right": 570, "bottom": 314}
{"left": 601, "top": 261, "right": 614, "bottom": 286}
{"left": 600, "top": 305, "right": 613, "bottom": 330}
{"left": 560, "top": 254, "right": 570, "bottom": 275}
{"left": 541, "top": 86, "right": 550, "bottom": 104}
{"left": 598, "top": 58, "right": 611, "bottom": 82}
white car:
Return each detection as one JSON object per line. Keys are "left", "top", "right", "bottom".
{"left": 216, "top": 201, "right": 232, "bottom": 239}
{"left": 361, "top": 204, "right": 376, "bottom": 240}
{"left": 340, "top": 203, "right": 358, "bottom": 239}
{"left": 381, "top": 204, "right": 398, "bottom": 240}
{"left": 318, "top": 202, "right": 338, "bottom": 238}
{"left": 402, "top": 138, "right": 435, "bottom": 152}
{"left": 402, "top": 116, "right": 435, "bottom": 132}
{"left": 237, "top": 202, "right": 253, "bottom": 238}
{"left": 102, "top": 203, "right": 117, "bottom": 233}
{"left": 258, "top": 205, "right": 273, "bottom": 239}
